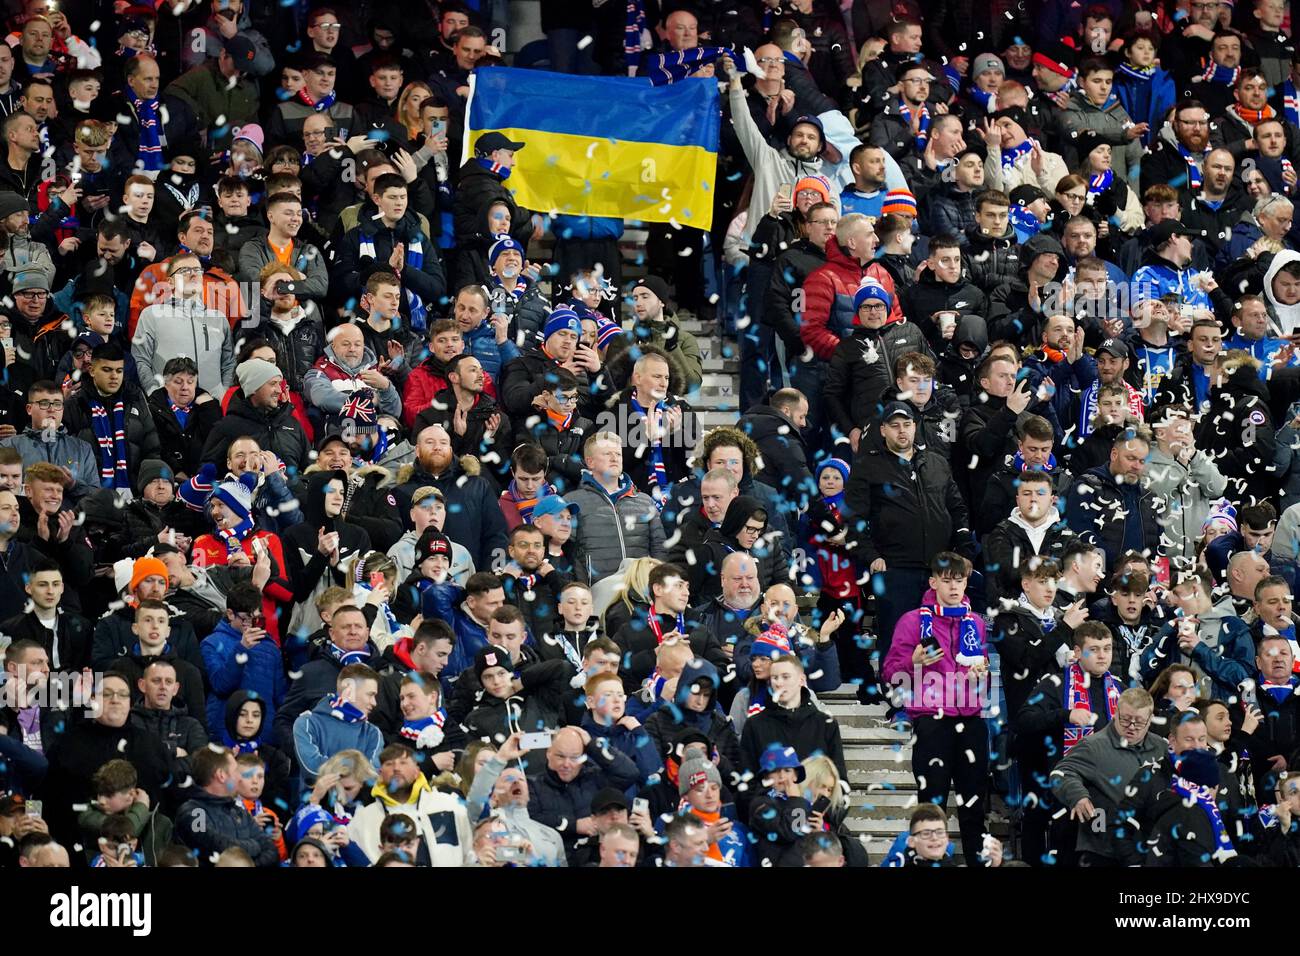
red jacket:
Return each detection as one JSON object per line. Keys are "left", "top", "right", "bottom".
{"left": 401, "top": 359, "right": 496, "bottom": 430}
{"left": 799, "top": 237, "right": 902, "bottom": 361}
{"left": 192, "top": 529, "right": 293, "bottom": 644}
{"left": 221, "top": 384, "right": 314, "bottom": 445}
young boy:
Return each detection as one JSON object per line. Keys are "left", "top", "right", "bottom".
{"left": 544, "top": 580, "right": 598, "bottom": 666}
{"left": 461, "top": 643, "right": 573, "bottom": 758}
{"left": 982, "top": 470, "right": 1075, "bottom": 609}
{"left": 581, "top": 671, "right": 660, "bottom": 787}
{"left": 378, "top": 813, "right": 423, "bottom": 865}
{"left": 213, "top": 175, "right": 266, "bottom": 254}
{"left": 880, "top": 552, "right": 991, "bottom": 864}
{"left": 91, "top": 814, "right": 145, "bottom": 867}
{"left": 993, "top": 557, "right": 1083, "bottom": 724}
{"left": 746, "top": 744, "right": 813, "bottom": 866}
{"left": 1093, "top": 570, "right": 1161, "bottom": 683}
{"left": 234, "top": 752, "right": 286, "bottom": 861}
{"left": 398, "top": 671, "right": 458, "bottom": 774}
{"left": 115, "top": 599, "right": 206, "bottom": 719}
{"left": 1069, "top": 385, "right": 1134, "bottom": 473}
{"left": 76, "top": 758, "right": 174, "bottom": 867}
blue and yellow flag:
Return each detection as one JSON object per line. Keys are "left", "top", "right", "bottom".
{"left": 464, "top": 67, "right": 721, "bottom": 231}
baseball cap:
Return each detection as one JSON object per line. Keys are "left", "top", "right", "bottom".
{"left": 590, "top": 788, "right": 630, "bottom": 814}
{"left": 1144, "top": 219, "right": 1198, "bottom": 251}
{"left": 0, "top": 793, "right": 25, "bottom": 815}
{"left": 881, "top": 400, "right": 916, "bottom": 422}
{"left": 531, "top": 495, "right": 580, "bottom": 520}
{"left": 476, "top": 131, "right": 525, "bottom": 154}
{"left": 1096, "top": 338, "right": 1130, "bottom": 360}
{"left": 224, "top": 34, "right": 258, "bottom": 72}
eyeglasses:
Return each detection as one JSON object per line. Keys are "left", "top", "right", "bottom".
{"left": 313, "top": 21, "right": 341, "bottom": 29}
{"left": 31, "top": 399, "right": 62, "bottom": 410}
{"left": 757, "top": 56, "right": 783, "bottom": 65}
{"left": 553, "top": 393, "right": 579, "bottom": 405}
{"left": 911, "top": 827, "right": 947, "bottom": 839}
{"left": 171, "top": 266, "right": 202, "bottom": 277}
{"left": 15, "top": 289, "right": 47, "bottom": 298}
{"left": 741, "top": 523, "right": 766, "bottom": 535}
{"left": 100, "top": 690, "right": 131, "bottom": 700}
{"left": 902, "top": 76, "right": 931, "bottom": 85}
{"left": 1116, "top": 714, "right": 1148, "bottom": 728}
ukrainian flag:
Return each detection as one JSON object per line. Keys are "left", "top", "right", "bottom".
{"left": 464, "top": 67, "right": 721, "bottom": 231}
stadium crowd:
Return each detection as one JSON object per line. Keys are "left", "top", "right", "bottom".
{"left": 3, "top": 0, "right": 1300, "bottom": 870}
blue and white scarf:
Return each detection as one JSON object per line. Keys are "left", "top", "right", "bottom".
{"left": 1177, "top": 142, "right": 1208, "bottom": 191}
{"left": 1088, "top": 169, "right": 1114, "bottom": 196}
{"left": 1017, "top": 593, "right": 1056, "bottom": 633}
{"left": 629, "top": 394, "right": 669, "bottom": 504}
{"left": 1285, "top": 79, "right": 1300, "bottom": 130}
{"left": 296, "top": 87, "right": 337, "bottom": 112}
{"left": 354, "top": 579, "right": 401, "bottom": 638}
{"left": 898, "top": 99, "right": 931, "bottom": 154}
{"left": 645, "top": 46, "right": 731, "bottom": 87}
{"left": 89, "top": 397, "right": 130, "bottom": 488}
{"left": 324, "top": 641, "right": 371, "bottom": 667}
{"left": 1199, "top": 60, "right": 1240, "bottom": 86}
{"left": 358, "top": 232, "right": 427, "bottom": 331}
{"left": 123, "top": 85, "right": 163, "bottom": 173}
{"left": 400, "top": 709, "right": 446, "bottom": 745}
{"left": 1001, "top": 138, "right": 1035, "bottom": 170}
{"left": 328, "top": 695, "right": 367, "bottom": 723}
{"left": 1117, "top": 62, "right": 1154, "bottom": 84}
{"left": 475, "top": 156, "right": 511, "bottom": 182}
{"left": 967, "top": 86, "right": 996, "bottom": 114}
{"left": 918, "top": 600, "right": 983, "bottom": 666}
{"left": 625, "top": 0, "right": 648, "bottom": 62}
{"left": 1172, "top": 774, "right": 1237, "bottom": 861}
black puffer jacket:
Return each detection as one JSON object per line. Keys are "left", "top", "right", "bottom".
{"left": 824, "top": 321, "right": 934, "bottom": 437}
{"left": 764, "top": 238, "right": 827, "bottom": 354}
{"left": 199, "top": 388, "right": 310, "bottom": 474}
{"left": 175, "top": 790, "right": 280, "bottom": 866}
{"left": 245, "top": 309, "right": 327, "bottom": 395}
{"left": 900, "top": 272, "right": 989, "bottom": 352}
{"left": 147, "top": 387, "right": 223, "bottom": 479}
{"left": 1195, "top": 362, "right": 1280, "bottom": 506}
{"left": 526, "top": 741, "right": 640, "bottom": 850}
{"left": 844, "top": 443, "right": 974, "bottom": 569}
{"left": 738, "top": 403, "right": 815, "bottom": 508}
{"left": 452, "top": 158, "right": 533, "bottom": 255}
{"left": 963, "top": 223, "right": 1021, "bottom": 295}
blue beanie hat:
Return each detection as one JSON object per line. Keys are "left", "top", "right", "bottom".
{"left": 178, "top": 462, "right": 218, "bottom": 512}
{"left": 286, "top": 804, "right": 334, "bottom": 845}
{"left": 816, "top": 457, "right": 850, "bottom": 483}
{"left": 853, "top": 278, "right": 891, "bottom": 312}
{"left": 488, "top": 234, "right": 523, "bottom": 268}
{"left": 210, "top": 473, "right": 257, "bottom": 523}
{"left": 1174, "top": 748, "right": 1221, "bottom": 789}
{"left": 543, "top": 307, "right": 581, "bottom": 341}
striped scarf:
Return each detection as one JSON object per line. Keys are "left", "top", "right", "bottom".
{"left": 88, "top": 397, "right": 130, "bottom": 488}
{"left": 917, "top": 602, "right": 983, "bottom": 666}
{"left": 1001, "top": 138, "right": 1034, "bottom": 170}
{"left": 508, "top": 478, "right": 555, "bottom": 522}
{"left": 215, "top": 519, "right": 255, "bottom": 557}
{"left": 1116, "top": 62, "right": 1154, "bottom": 84}
{"left": 625, "top": 0, "right": 648, "bottom": 61}
{"left": 359, "top": 232, "right": 427, "bottom": 331}
{"left": 1171, "top": 774, "right": 1237, "bottom": 861}
{"left": 296, "top": 87, "right": 337, "bottom": 112}
{"left": 967, "top": 86, "right": 996, "bottom": 114}
{"left": 1077, "top": 380, "right": 1144, "bottom": 437}
{"left": 545, "top": 407, "right": 573, "bottom": 430}
{"left": 328, "top": 695, "right": 366, "bottom": 723}
{"left": 1017, "top": 593, "right": 1056, "bottom": 633}
{"left": 1088, "top": 169, "right": 1114, "bottom": 196}
{"left": 629, "top": 394, "right": 668, "bottom": 501}
{"left": 1177, "top": 142, "right": 1208, "bottom": 190}
{"left": 123, "top": 84, "right": 163, "bottom": 173}
{"left": 898, "top": 99, "right": 931, "bottom": 154}
{"left": 170, "top": 400, "right": 191, "bottom": 429}
{"left": 1199, "top": 60, "right": 1240, "bottom": 86}
{"left": 475, "top": 156, "right": 511, "bottom": 181}
{"left": 1285, "top": 79, "right": 1300, "bottom": 129}
{"left": 324, "top": 641, "right": 371, "bottom": 666}
{"left": 400, "top": 709, "right": 446, "bottom": 745}
{"left": 1062, "top": 662, "right": 1120, "bottom": 754}
{"left": 1232, "top": 101, "right": 1276, "bottom": 125}
{"left": 646, "top": 608, "right": 686, "bottom": 645}
{"left": 645, "top": 46, "right": 732, "bottom": 87}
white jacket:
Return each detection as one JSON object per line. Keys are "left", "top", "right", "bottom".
{"left": 348, "top": 784, "right": 473, "bottom": 866}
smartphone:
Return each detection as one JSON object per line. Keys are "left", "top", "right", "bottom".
{"left": 369, "top": 570, "right": 386, "bottom": 590}
{"left": 251, "top": 612, "right": 266, "bottom": 630}
{"left": 322, "top": 127, "right": 338, "bottom": 140}
{"left": 811, "top": 795, "right": 832, "bottom": 815}
{"left": 518, "top": 731, "right": 553, "bottom": 751}
{"left": 497, "top": 844, "right": 525, "bottom": 862}
{"left": 431, "top": 119, "right": 447, "bottom": 137}
{"left": 776, "top": 182, "right": 793, "bottom": 203}
{"left": 26, "top": 799, "right": 42, "bottom": 819}
{"left": 719, "top": 802, "right": 738, "bottom": 822}
{"left": 632, "top": 797, "right": 650, "bottom": 817}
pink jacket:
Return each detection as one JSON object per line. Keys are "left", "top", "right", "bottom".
{"left": 881, "top": 589, "right": 988, "bottom": 718}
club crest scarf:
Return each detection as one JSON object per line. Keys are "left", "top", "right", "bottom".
{"left": 1077, "top": 380, "right": 1144, "bottom": 437}
{"left": 1177, "top": 142, "right": 1209, "bottom": 190}
{"left": 1117, "top": 62, "right": 1154, "bottom": 84}
{"left": 1017, "top": 593, "right": 1056, "bottom": 633}
{"left": 123, "top": 84, "right": 163, "bottom": 172}
{"left": 88, "top": 397, "right": 130, "bottom": 488}
{"left": 1088, "top": 169, "right": 1114, "bottom": 196}
{"left": 647, "top": 608, "right": 686, "bottom": 645}
{"left": 1172, "top": 774, "right": 1237, "bottom": 861}
{"left": 1001, "top": 138, "right": 1035, "bottom": 169}
{"left": 918, "top": 600, "right": 983, "bottom": 666}
{"left": 324, "top": 640, "right": 371, "bottom": 667}
{"left": 215, "top": 519, "right": 256, "bottom": 557}
{"left": 1062, "top": 662, "right": 1121, "bottom": 754}
{"left": 400, "top": 709, "right": 446, "bottom": 747}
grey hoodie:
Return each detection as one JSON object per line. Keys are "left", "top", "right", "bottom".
{"left": 1144, "top": 445, "right": 1228, "bottom": 561}
{"left": 465, "top": 755, "right": 568, "bottom": 867}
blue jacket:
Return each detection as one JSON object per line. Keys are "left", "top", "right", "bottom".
{"left": 1138, "top": 607, "right": 1255, "bottom": 701}
{"left": 201, "top": 619, "right": 287, "bottom": 738}
{"left": 1113, "top": 66, "right": 1175, "bottom": 149}
{"left": 579, "top": 711, "right": 663, "bottom": 793}
{"left": 551, "top": 214, "right": 623, "bottom": 242}
{"left": 421, "top": 581, "right": 490, "bottom": 679}
{"left": 461, "top": 318, "right": 521, "bottom": 383}
{"left": 292, "top": 696, "right": 384, "bottom": 784}
{"left": 1226, "top": 332, "right": 1299, "bottom": 368}
{"left": 1021, "top": 350, "right": 1099, "bottom": 427}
